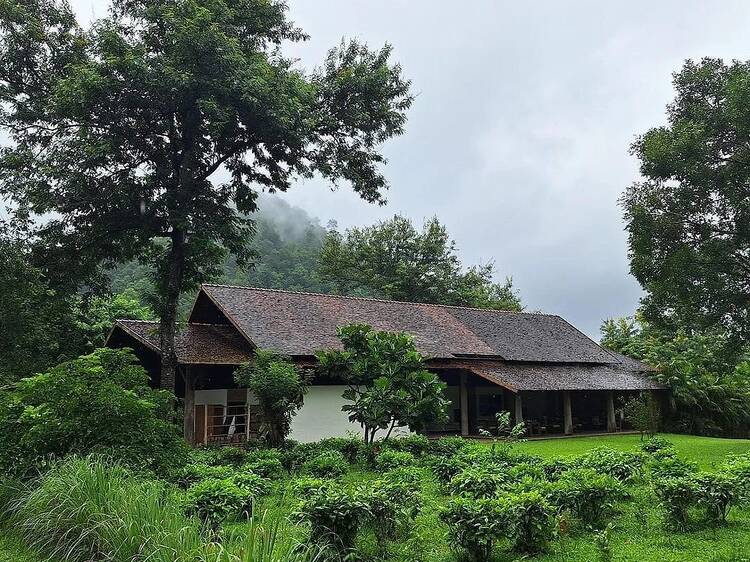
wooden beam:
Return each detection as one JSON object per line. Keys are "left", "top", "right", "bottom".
{"left": 514, "top": 393, "right": 523, "bottom": 426}
{"left": 563, "top": 391, "right": 573, "bottom": 435}
{"left": 606, "top": 391, "right": 617, "bottom": 433}
{"left": 460, "top": 372, "right": 469, "bottom": 436}
{"left": 183, "top": 366, "right": 196, "bottom": 445}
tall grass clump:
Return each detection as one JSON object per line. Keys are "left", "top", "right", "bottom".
{"left": 6, "top": 456, "right": 321, "bottom": 562}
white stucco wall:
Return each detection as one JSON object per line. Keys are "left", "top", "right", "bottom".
{"left": 195, "top": 385, "right": 410, "bottom": 443}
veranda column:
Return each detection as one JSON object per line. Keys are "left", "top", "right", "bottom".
{"left": 460, "top": 372, "right": 469, "bottom": 436}
{"left": 563, "top": 391, "right": 573, "bottom": 435}
{"left": 514, "top": 393, "right": 523, "bottom": 426}
{"left": 606, "top": 391, "right": 617, "bottom": 433}
{"left": 183, "top": 366, "right": 196, "bottom": 445}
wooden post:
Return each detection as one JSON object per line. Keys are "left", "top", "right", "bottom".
{"left": 606, "top": 391, "right": 617, "bottom": 433}
{"left": 514, "top": 393, "right": 523, "bottom": 426}
{"left": 563, "top": 391, "right": 573, "bottom": 435}
{"left": 183, "top": 366, "right": 195, "bottom": 445}
{"left": 460, "top": 372, "right": 469, "bottom": 436}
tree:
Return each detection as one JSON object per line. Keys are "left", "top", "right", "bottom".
{"left": 234, "top": 350, "right": 307, "bottom": 446}
{"left": 600, "top": 316, "right": 750, "bottom": 435}
{"left": 0, "top": 230, "right": 81, "bottom": 384}
{"left": 75, "top": 288, "right": 154, "bottom": 350}
{"left": 624, "top": 57, "right": 750, "bottom": 343}
{"left": 622, "top": 393, "right": 660, "bottom": 439}
{"left": 319, "top": 215, "right": 522, "bottom": 310}
{"left": 0, "top": 0, "right": 412, "bottom": 395}
{"left": 316, "top": 324, "right": 449, "bottom": 443}
{"left": 0, "top": 348, "right": 187, "bottom": 477}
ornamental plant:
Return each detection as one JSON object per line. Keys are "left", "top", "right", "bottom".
{"left": 235, "top": 350, "right": 307, "bottom": 447}
{"left": 552, "top": 469, "right": 624, "bottom": 527}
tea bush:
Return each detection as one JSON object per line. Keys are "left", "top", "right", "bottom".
{"left": 428, "top": 454, "right": 468, "bottom": 485}
{"left": 647, "top": 455, "right": 698, "bottom": 481}
{"left": 383, "top": 434, "right": 431, "bottom": 457}
{"left": 243, "top": 449, "right": 284, "bottom": 479}
{"left": 205, "top": 446, "right": 248, "bottom": 466}
{"left": 427, "top": 436, "right": 469, "bottom": 458}
{"left": 720, "top": 454, "right": 750, "bottom": 504}
{"left": 317, "top": 437, "right": 363, "bottom": 463}
{"left": 302, "top": 450, "right": 349, "bottom": 478}
{"left": 693, "top": 472, "right": 737, "bottom": 524}
{"left": 440, "top": 496, "right": 507, "bottom": 562}
{"left": 366, "top": 477, "right": 422, "bottom": 551}
{"left": 552, "top": 468, "right": 624, "bottom": 526}
{"left": 653, "top": 476, "right": 698, "bottom": 530}
{"left": 375, "top": 449, "right": 416, "bottom": 471}
{"left": 449, "top": 466, "right": 510, "bottom": 499}
{"left": 577, "top": 447, "right": 643, "bottom": 482}
{"left": 184, "top": 477, "right": 249, "bottom": 525}
{"left": 639, "top": 436, "right": 675, "bottom": 455}
{"left": 296, "top": 482, "right": 370, "bottom": 560}
{"left": 506, "top": 490, "right": 557, "bottom": 554}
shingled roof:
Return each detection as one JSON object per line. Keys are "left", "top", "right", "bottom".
{"left": 110, "top": 320, "right": 252, "bottom": 365}
{"left": 196, "top": 284, "right": 619, "bottom": 363}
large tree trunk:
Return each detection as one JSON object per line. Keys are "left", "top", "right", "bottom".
{"left": 159, "top": 228, "right": 186, "bottom": 393}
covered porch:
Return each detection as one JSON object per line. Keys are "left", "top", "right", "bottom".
{"left": 429, "top": 365, "right": 657, "bottom": 437}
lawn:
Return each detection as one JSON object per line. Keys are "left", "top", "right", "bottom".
{"left": 515, "top": 433, "right": 750, "bottom": 470}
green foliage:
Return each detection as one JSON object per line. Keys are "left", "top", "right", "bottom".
{"left": 428, "top": 454, "right": 469, "bottom": 485}
{"left": 640, "top": 436, "right": 675, "bottom": 455}
{"left": 647, "top": 455, "right": 698, "bottom": 481}
{"left": 507, "top": 490, "right": 557, "bottom": 554}
{"left": 184, "top": 477, "right": 249, "bottom": 525}
{"left": 75, "top": 289, "right": 154, "bottom": 350}
{"left": 381, "top": 434, "right": 432, "bottom": 457}
{"left": 440, "top": 496, "right": 507, "bottom": 562}
{"left": 622, "top": 393, "right": 661, "bottom": 438}
{"left": 577, "top": 447, "right": 643, "bottom": 482}
{"left": 0, "top": 348, "right": 186, "bottom": 478}
{"left": 720, "top": 454, "right": 750, "bottom": 504}
{"left": 427, "top": 436, "right": 470, "bottom": 458}
{"left": 601, "top": 316, "right": 750, "bottom": 434}
{"left": 374, "top": 449, "right": 416, "bottom": 471}
{"left": 243, "top": 449, "right": 284, "bottom": 480}
{"left": 448, "top": 466, "right": 510, "bottom": 500}
{"left": 365, "top": 476, "right": 422, "bottom": 553}
{"left": 302, "top": 451, "right": 348, "bottom": 478}
{"left": 319, "top": 214, "right": 523, "bottom": 310}
{"left": 0, "top": 233, "right": 82, "bottom": 385}
{"left": 316, "top": 437, "right": 364, "bottom": 463}
{"left": 593, "top": 523, "right": 615, "bottom": 562}
{"left": 624, "top": 58, "right": 750, "bottom": 343}
{"left": 317, "top": 324, "right": 449, "bottom": 443}
{"left": 692, "top": 472, "right": 737, "bottom": 523}
{"left": 203, "top": 446, "right": 248, "bottom": 467}
{"left": 235, "top": 351, "right": 307, "bottom": 447}
{"left": 653, "top": 476, "right": 699, "bottom": 530}
{"left": 296, "top": 482, "right": 370, "bottom": 560}
{"left": 552, "top": 468, "right": 624, "bottom": 526}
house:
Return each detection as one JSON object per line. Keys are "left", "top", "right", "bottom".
{"left": 106, "top": 284, "right": 664, "bottom": 445}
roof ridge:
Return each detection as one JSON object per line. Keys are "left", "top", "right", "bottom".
{"left": 201, "top": 283, "right": 552, "bottom": 317}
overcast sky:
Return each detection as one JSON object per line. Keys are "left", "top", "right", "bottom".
{"left": 68, "top": 1, "right": 750, "bottom": 337}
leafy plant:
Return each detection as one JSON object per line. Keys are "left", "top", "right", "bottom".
{"left": 375, "top": 449, "right": 416, "bottom": 471}
{"left": 243, "top": 449, "right": 284, "bottom": 479}
{"left": 593, "top": 523, "right": 614, "bottom": 562}
{"left": 653, "top": 476, "right": 698, "bottom": 530}
{"left": 302, "top": 450, "right": 349, "bottom": 478}
{"left": 552, "top": 469, "right": 624, "bottom": 526}
{"left": 382, "top": 434, "right": 432, "bottom": 457}
{"left": 639, "top": 436, "right": 674, "bottom": 455}
{"left": 235, "top": 351, "right": 307, "bottom": 447}
{"left": 428, "top": 455, "right": 469, "bottom": 485}
{"left": 507, "top": 491, "right": 557, "bottom": 554}
{"left": 366, "top": 477, "right": 422, "bottom": 554}
{"left": 184, "top": 477, "right": 249, "bottom": 525}
{"left": 693, "top": 472, "right": 737, "bottom": 524}
{"left": 577, "top": 447, "right": 643, "bottom": 482}
{"left": 426, "top": 436, "right": 469, "bottom": 458}
{"left": 449, "top": 466, "right": 510, "bottom": 500}
{"left": 440, "top": 496, "right": 507, "bottom": 562}
{"left": 296, "top": 482, "right": 370, "bottom": 560}
{"left": 316, "top": 324, "right": 449, "bottom": 443}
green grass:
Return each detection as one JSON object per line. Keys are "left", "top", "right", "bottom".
{"left": 513, "top": 433, "right": 750, "bottom": 470}
{"left": 0, "top": 533, "right": 43, "bottom": 562}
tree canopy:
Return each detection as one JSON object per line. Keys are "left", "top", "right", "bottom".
{"left": 318, "top": 215, "right": 522, "bottom": 310}
{"left": 624, "top": 57, "right": 750, "bottom": 342}
{"left": 0, "top": 0, "right": 412, "bottom": 389}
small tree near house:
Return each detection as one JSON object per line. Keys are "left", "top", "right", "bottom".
{"left": 235, "top": 350, "right": 307, "bottom": 447}
{"left": 316, "top": 324, "right": 449, "bottom": 443}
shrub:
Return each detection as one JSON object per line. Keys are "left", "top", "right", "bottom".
{"left": 721, "top": 454, "right": 750, "bottom": 504}
{"left": 577, "top": 447, "right": 642, "bottom": 481}
{"left": 234, "top": 350, "right": 307, "bottom": 447}
{"left": 317, "top": 437, "right": 363, "bottom": 463}
{"left": 506, "top": 490, "right": 557, "bottom": 554}
{"left": 542, "top": 457, "right": 577, "bottom": 481}
{"left": 693, "top": 472, "right": 737, "bottom": 524}
{"left": 428, "top": 455, "right": 468, "bottom": 485}
{"left": 0, "top": 349, "right": 187, "bottom": 478}
{"left": 243, "top": 449, "right": 284, "bottom": 479}
{"left": 449, "top": 466, "right": 510, "bottom": 499}
{"left": 427, "top": 436, "right": 469, "bottom": 458}
{"left": 231, "top": 472, "right": 271, "bottom": 499}
{"left": 639, "top": 436, "right": 674, "bottom": 455}
{"left": 384, "top": 466, "right": 425, "bottom": 487}
{"left": 296, "top": 482, "right": 370, "bottom": 560}
{"left": 366, "top": 477, "right": 421, "bottom": 552}
{"left": 281, "top": 442, "right": 322, "bottom": 473}
{"left": 653, "top": 476, "right": 698, "bottom": 530}
{"left": 647, "top": 456, "right": 698, "bottom": 481}
{"left": 184, "top": 477, "right": 249, "bottom": 525}
{"left": 383, "top": 434, "right": 431, "bottom": 457}
{"left": 374, "top": 449, "right": 416, "bottom": 471}
{"left": 302, "top": 450, "right": 349, "bottom": 478}
{"left": 176, "top": 462, "right": 234, "bottom": 488}
{"left": 440, "top": 496, "right": 507, "bottom": 562}
{"left": 509, "top": 462, "right": 547, "bottom": 483}
{"left": 205, "top": 446, "right": 248, "bottom": 466}
{"left": 552, "top": 468, "right": 624, "bottom": 526}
